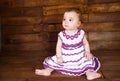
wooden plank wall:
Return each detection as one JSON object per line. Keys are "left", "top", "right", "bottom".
{"left": 0, "top": 17, "right": 1, "bottom": 52}
{"left": 87, "top": 0, "right": 120, "bottom": 50}
{"left": 0, "top": 0, "right": 120, "bottom": 53}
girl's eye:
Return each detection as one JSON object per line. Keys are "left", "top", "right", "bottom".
{"left": 69, "top": 19, "right": 72, "bottom": 21}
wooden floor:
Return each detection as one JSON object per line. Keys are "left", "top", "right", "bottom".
{"left": 0, "top": 50, "right": 120, "bottom": 81}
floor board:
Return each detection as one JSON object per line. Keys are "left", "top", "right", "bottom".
{"left": 0, "top": 51, "right": 120, "bottom": 81}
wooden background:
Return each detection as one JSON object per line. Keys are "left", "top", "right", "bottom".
{"left": 0, "top": 0, "right": 120, "bottom": 54}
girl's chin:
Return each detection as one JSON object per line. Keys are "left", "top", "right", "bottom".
{"left": 64, "top": 27, "right": 69, "bottom": 30}
{"left": 64, "top": 26, "right": 70, "bottom": 28}
{"left": 64, "top": 26, "right": 68, "bottom": 28}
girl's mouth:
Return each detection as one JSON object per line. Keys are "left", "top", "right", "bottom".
{"left": 65, "top": 25, "right": 68, "bottom": 27}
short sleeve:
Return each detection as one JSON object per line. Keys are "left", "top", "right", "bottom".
{"left": 58, "top": 31, "right": 63, "bottom": 41}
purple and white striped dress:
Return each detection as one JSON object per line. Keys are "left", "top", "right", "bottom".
{"left": 43, "top": 29, "right": 100, "bottom": 76}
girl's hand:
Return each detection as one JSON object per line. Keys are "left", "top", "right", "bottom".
{"left": 84, "top": 52, "right": 93, "bottom": 60}
{"left": 57, "top": 57, "right": 64, "bottom": 64}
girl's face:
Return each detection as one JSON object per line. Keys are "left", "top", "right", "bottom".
{"left": 62, "top": 11, "right": 80, "bottom": 31}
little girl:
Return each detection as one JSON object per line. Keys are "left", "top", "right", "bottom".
{"left": 35, "top": 7, "right": 101, "bottom": 80}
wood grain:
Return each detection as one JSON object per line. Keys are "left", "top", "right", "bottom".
{"left": 0, "top": 51, "right": 119, "bottom": 81}
{"left": 1, "top": 17, "right": 43, "bottom": 25}
{"left": 0, "top": 7, "right": 43, "bottom": 17}
{"left": 89, "top": 12, "right": 120, "bottom": 23}
{"left": 43, "top": 4, "right": 87, "bottom": 16}
{"left": 88, "top": 2, "right": 120, "bottom": 13}
{"left": 0, "top": 0, "right": 43, "bottom": 8}
{"left": 0, "top": 0, "right": 120, "bottom": 51}
{"left": 82, "top": 22, "right": 120, "bottom": 32}
{"left": 88, "top": 0, "right": 120, "bottom": 4}
{"left": 2, "top": 25, "right": 44, "bottom": 35}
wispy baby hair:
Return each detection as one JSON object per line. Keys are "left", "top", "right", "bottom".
{"left": 65, "top": 7, "right": 81, "bottom": 21}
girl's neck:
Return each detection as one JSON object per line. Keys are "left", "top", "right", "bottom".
{"left": 66, "top": 29, "right": 78, "bottom": 35}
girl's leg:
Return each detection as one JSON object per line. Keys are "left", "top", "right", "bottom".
{"left": 86, "top": 70, "right": 101, "bottom": 80}
{"left": 35, "top": 68, "right": 54, "bottom": 76}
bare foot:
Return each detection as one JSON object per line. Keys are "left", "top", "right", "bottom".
{"left": 35, "top": 69, "right": 51, "bottom": 76}
{"left": 86, "top": 71, "right": 101, "bottom": 80}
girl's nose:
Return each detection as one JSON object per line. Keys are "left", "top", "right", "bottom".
{"left": 64, "top": 20, "right": 68, "bottom": 24}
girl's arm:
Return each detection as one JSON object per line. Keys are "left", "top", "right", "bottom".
{"left": 83, "top": 35, "right": 90, "bottom": 53}
{"left": 83, "top": 35, "right": 93, "bottom": 60}
{"left": 56, "top": 37, "right": 63, "bottom": 64}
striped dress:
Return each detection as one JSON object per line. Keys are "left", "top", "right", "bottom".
{"left": 43, "top": 29, "right": 100, "bottom": 76}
